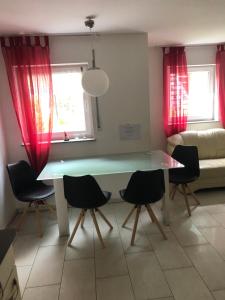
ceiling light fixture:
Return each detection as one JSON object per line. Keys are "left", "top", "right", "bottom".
{"left": 82, "top": 15, "right": 109, "bottom": 98}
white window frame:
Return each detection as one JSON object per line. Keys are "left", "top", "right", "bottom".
{"left": 51, "top": 64, "right": 95, "bottom": 141}
{"left": 187, "top": 64, "right": 217, "bottom": 122}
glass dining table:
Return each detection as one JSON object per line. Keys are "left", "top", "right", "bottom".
{"left": 37, "top": 150, "right": 183, "bottom": 236}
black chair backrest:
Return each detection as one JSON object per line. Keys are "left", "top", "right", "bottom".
{"left": 7, "top": 160, "right": 37, "bottom": 197}
{"left": 123, "top": 169, "right": 165, "bottom": 204}
{"left": 63, "top": 175, "right": 107, "bottom": 208}
{"left": 172, "top": 145, "right": 200, "bottom": 177}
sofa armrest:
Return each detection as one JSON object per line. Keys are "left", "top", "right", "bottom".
{"left": 167, "top": 134, "right": 184, "bottom": 154}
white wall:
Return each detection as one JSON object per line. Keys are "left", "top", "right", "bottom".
{"left": 0, "top": 33, "right": 150, "bottom": 204}
{"left": 148, "top": 44, "right": 221, "bottom": 150}
{"left": 48, "top": 34, "right": 150, "bottom": 160}
{"left": 0, "top": 99, "right": 15, "bottom": 228}
{"left": 149, "top": 47, "right": 165, "bottom": 150}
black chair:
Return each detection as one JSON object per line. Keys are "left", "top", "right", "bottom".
{"left": 119, "top": 170, "right": 167, "bottom": 245}
{"left": 63, "top": 175, "right": 113, "bottom": 248}
{"left": 169, "top": 145, "right": 200, "bottom": 216}
{"left": 7, "top": 160, "right": 55, "bottom": 237}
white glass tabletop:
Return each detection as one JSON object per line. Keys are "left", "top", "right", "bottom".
{"left": 38, "top": 150, "right": 183, "bottom": 181}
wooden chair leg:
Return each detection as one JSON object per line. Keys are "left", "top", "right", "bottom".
{"left": 68, "top": 209, "right": 85, "bottom": 246}
{"left": 131, "top": 206, "right": 141, "bottom": 246}
{"left": 17, "top": 204, "right": 30, "bottom": 231}
{"left": 170, "top": 184, "right": 178, "bottom": 200}
{"left": 181, "top": 184, "right": 191, "bottom": 216}
{"left": 80, "top": 210, "right": 86, "bottom": 228}
{"left": 90, "top": 209, "right": 105, "bottom": 248}
{"left": 45, "top": 202, "right": 55, "bottom": 215}
{"left": 122, "top": 205, "right": 136, "bottom": 227}
{"left": 95, "top": 208, "right": 113, "bottom": 229}
{"left": 185, "top": 184, "right": 200, "bottom": 205}
{"left": 145, "top": 204, "right": 167, "bottom": 240}
{"left": 35, "top": 203, "right": 43, "bottom": 238}
{"left": 146, "top": 204, "right": 155, "bottom": 223}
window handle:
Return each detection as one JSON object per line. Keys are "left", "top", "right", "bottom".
{"left": 64, "top": 132, "right": 70, "bottom": 141}
{"left": 95, "top": 97, "right": 101, "bottom": 129}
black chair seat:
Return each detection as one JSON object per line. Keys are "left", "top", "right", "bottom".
{"left": 63, "top": 175, "right": 113, "bottom": 248}
{"left": 119, "top": 188, "right": 163, "bottom": 205}
{"left": 119, "top": 170, "right": 167, "bottom": 244}
{"left": 119, "top": 170, "right": 165, "bottom": 205}
{"left": 169, "top": 145, "right": 200, "bottom": 216}
{"left": 169, "top": 171, "right": 198, "bottom": 185}
{"left": 7, "top": 160, "right": 55, "bottom": 237}
{"left": 17, "top": 183, "right": 54, "bottom": 202}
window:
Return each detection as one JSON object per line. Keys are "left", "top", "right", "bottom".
{"left": 187, "top": 65, "right": 217, "bottom": 122}
{"left": 51, "top": 64, "right": 94, "bottom": 140}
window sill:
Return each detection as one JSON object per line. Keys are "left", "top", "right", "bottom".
{"left": 21, "top": 137, "right": 96, "bottom": 146}
{"left": 187, "top": 120, "right": 219, "bottom": 124}
{"left": 51, "top": 137, "right": 96, "bottom": 144}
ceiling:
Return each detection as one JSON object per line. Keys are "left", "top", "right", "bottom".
{"left": 1, "top": 0, "right": 225, "bottom": 46}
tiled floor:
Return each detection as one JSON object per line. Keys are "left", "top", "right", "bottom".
{"left": 10, "top": 188, "right": 225, "bottom": 299}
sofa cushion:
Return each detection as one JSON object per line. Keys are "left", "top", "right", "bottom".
{"left": 181, "top": 130, "right": 220, "bottom": 159}
{"left": 169, "top": 128, "right": 225, "bottom": 159}
{"left": 199, "top": 158, "right": 225, "bottom": 178}
{"left": 167, "top": 134, "right": 184, "bottom": 154}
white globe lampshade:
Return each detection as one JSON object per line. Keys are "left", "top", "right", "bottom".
{"left": 82, "top": 68, "right": 109, "bottom": 97}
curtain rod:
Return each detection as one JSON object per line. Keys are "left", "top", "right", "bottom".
{"left": 160, "top": 43, "right": 221, "bottom": 48}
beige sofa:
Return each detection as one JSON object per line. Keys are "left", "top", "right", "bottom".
{"left": 167, "top": 128, "right": 225, "bottom": 191}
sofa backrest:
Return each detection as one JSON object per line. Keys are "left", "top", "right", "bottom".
{"left": 167, "top": 128, "right": 225, "bottom": 159}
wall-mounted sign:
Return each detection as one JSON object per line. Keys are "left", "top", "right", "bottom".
{"left": 119, "top": 123, "right": 141, "bottom": 140}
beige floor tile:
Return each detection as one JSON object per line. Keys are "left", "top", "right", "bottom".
{"left": 95, "top": 238, "right": 128, "bottom": 278}
{"left": 165, "top": 267, "right": 214, "bottom": 300}
{"left": 199, "top": 227, "right": 225, "bottom": 259}
{"left": 213, "top": 290, "right": 225, "bottom": 300}
{"left": 204, "top": 204, "right": 225, "bottom": 215}
{"left": 23, "top": 285, "right": 60, "bottom": 300}
{"left": 40, "top": 223, "right": 68, "bottom": 246}
{"left": 211, "top": 213, "right": 225, "bottom": 227}
{"left": 96, "top": 203, "right": 119, "bottom": 219}
{"left": 119, "top": 226, "right": 153, "bottom": 254}
{"left": 65, "top": 227, "right": 94, "bottom": 260}
{"left": 10, "top": 210, "right": 57, "bottom": 236}
{"left": 185, "top": 244, "right": 225, "bottom": 290}
{"left": 16, "top": 265, "right": 32, "bottom": 296}
{"left": 13, "top": 234, "right": 40, "bottom": 266}
{"left": 9, "top": 212, "right": 39, "bottom": 236}
{"left": 126, "top": 252, "right": 171, "bottom": 299}
{"left": 171, "top": 218, "right": 207, "bottom": 246}
{"left": 59, "top": 259, "right": 95, "bottom": 300}
{"left": 191, "top": 210, "right": 220, "bottom": 228}
{"left": 9, "top": 191, "right": 225, "bottom": 300}
{"left": 27, "top": 245, "right": 65, "bottom": 287}
{"left": 148, "top": 232, "right": 191, "bottom": 270}
{"left": 113, "top": 202, "right": 136, "bottom": 226}
{"left": 96, "top": 275, "right": 134, "bottom": 300}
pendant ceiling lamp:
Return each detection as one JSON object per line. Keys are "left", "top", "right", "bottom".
{"left": 82, "top": 16, "right": 109, "bottom": 98}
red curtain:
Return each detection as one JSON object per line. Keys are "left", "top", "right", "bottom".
{"left": 216, "top": 44, "right": 225, "bottom": 128}
{"left": 1, "top": 36, "right": 54, "bottom": 174}
{"left": 163, "top": 47, "right": 189, "bottom": 137}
